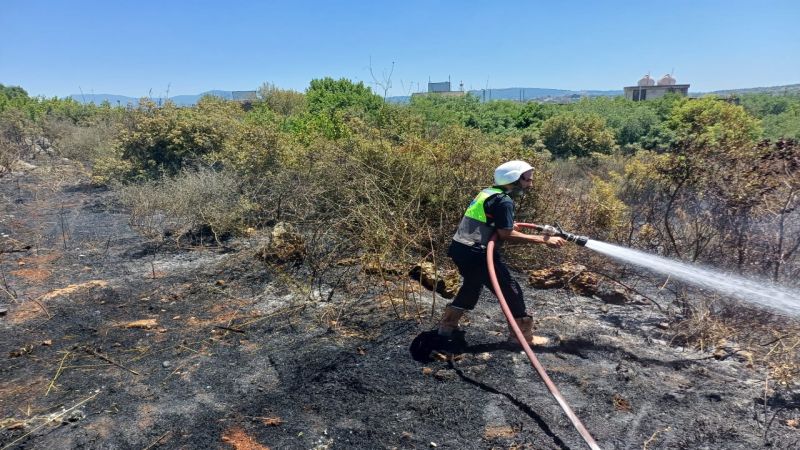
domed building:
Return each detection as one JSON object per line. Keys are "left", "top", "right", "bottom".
{"left": 657, "top": 74, "right": 677, "bottom": 86}
{"left": 625, "top": 73, "right": 689, "bottom": 101}
{"left": 638, "top": 74, "right": 656, "bottom": 86}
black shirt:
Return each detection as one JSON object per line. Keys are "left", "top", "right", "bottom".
{"left": 484, "top": 191, "right": 515, "bottom": 230}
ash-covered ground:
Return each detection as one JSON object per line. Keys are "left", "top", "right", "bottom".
{"left": 1, "top": 161, "right": 799, "bottom": 449}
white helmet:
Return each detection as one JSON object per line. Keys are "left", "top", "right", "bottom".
{"left": 494, "top": 160, "right": 533, "bottom": 185}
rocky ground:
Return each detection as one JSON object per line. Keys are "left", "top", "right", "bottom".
{"left": 1, "top": 159, "right": 799, "bottom": 449}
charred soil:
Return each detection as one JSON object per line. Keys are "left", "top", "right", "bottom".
{"left": 1, "top": 160, "right": 799, "bottom": 449}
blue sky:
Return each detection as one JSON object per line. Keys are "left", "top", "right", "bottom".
{"left": 2, "top": 0, "right": 798, "bottom": 98}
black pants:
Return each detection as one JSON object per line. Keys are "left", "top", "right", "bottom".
{"left": 447, "top": 241, "right": 527, "bottom": 318}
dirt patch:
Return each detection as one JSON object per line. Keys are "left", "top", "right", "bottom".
{"left": 17, "top": 252, "right": 62, "bottom": 266}
{"left": 483, "top": 424, "right": 517, "bottom": 439}
{"left": 8, "top": 280, "right": 110, "bottom": 324}
{"left": 9, "top": 268, "right": 51, "bottom": 283}
{"left": 221, "top": 427, "right": 270, "bottom": 450}
{"left": 0, "top": 376, "right": 48, "bottom": 402}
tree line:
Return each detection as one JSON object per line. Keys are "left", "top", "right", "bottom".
{"left": 1, "top": 80, "right": 799, "bottom": 283}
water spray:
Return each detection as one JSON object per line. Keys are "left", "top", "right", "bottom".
{"left": 518, "top": 222, "right": 800, "bottom": 316}
{"left": 585, "top": 240, "right": 800, "bottom": 316}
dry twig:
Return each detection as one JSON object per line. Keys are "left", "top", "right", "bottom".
{"left": 214, "top": 325, "right": 245, "bottom": 334}
{"left": 32, "top": 297, "right": 52, "bottom": 319}
{"left": 1, "top": 389, "right": 101, "bottom": 450}
{"left": 142, "top": 430, "right": 172, "bottom": 450}
{"left": 45, "top": 351, "right": 72, "bottom": 396}
{"left": 82, "top": 347, "right": 140, "bottom": 375}
{"left": 643, "top": 426, "right": 671, "bottom": 450}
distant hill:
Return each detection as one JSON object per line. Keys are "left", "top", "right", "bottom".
{"left": 386, "top": 87, "right": 622, "bottom": 104}
{"left": 467, "top": 87, "right": 622, "bottom": 101}
{"left": 706, "top": 84, "right": 800, "bottom": 96}
{"left": 69, "top": 93, "right": 139, "bottom": 106}
{"left": 69, "top": 90, "right": 245, "bottom": 107}
{"left": 69, "top": 83, "right": 799, "bottom": 106}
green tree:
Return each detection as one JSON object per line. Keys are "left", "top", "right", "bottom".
{"left": 472, "top": 100, "right": 523, "bottom": 134}
{"left": 408, "top": 93, "right": 481, "bottom": 132}
{"left": 514, "top": 101, "right": 555, "bottom": 130}
{"left": 301, "top": 77, "right": 383, "bottom": 139}
{"left": 306, "top": 77, "right": 382, "bottom": 116}
{"left": 739, "top": 92, "right": 796, "bottom": 117}
{"left": 0, "top": 84, "right": 29, "bottom": 100}
{"left": 566, "top": 97, "right": 661, "bottom": 147}
{"left": 736, "top": 93, "right": 800, "bottom": 140}
{"left": 761, "top": 106, "right": 800, "bottom": 139}
{"left": 540, "top": 112, "right": 617, "bottom": 158}
{"left": 667, "top": 96, "right": 761, "bottom": 153}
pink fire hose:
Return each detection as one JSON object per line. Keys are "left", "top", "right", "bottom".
{"left": 487, "top": 222, "right": 601, "bottom": 450}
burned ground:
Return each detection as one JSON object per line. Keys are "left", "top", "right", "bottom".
{"left": 1, "top": 161, "right": 799, "bottom": 449}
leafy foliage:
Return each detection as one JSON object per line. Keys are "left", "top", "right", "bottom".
{"left": 303, "top": 77, "right": 384, "bottom": 139}
{"left": 4, "top": 79, "right": 800, "bottom": 283}
{"left": 114, "top": 97, "right": 243, "bottom": 180}
{"left": 540, "top": 112, "right": 617, "bottom": 158}
{"left": 408, "top": 94, "right": 482, "bottom": 132}
{"left": 0, "top": 84, "right": 29, "bottom": 100}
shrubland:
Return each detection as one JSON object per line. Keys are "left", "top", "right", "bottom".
{"left": 2, "top": 81, "right": 800, "bottom": 387}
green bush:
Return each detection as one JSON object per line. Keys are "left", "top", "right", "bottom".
{"left": 540, "top": 112, "right": 617, "bottom": 158}
{"left": 761, "top": 105, "right": 800, "bottom": 140}
{"left": 115, "top": 97, "right": 243, "bottom": 180}
{"left": 667, "top": 96, "right": 761, "bottom": 153}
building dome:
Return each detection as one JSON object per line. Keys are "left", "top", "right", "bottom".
{"left": 637, "top": 74, "right": 655, "bottom": 86}
{"left": 657, "top": 74, "right": 676, "bottom": 86}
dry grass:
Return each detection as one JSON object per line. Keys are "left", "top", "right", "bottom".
{"left": 483, "top": 425, "right": 517, "bottom": 439}
{"left": 669, "top": 298, "right": 800, "bottom": 389}
{"left": 10, "top": 280, "right": 109, "bottom": 324}
{"left": 115, "top": 168, "right": 251, "bottom": 244}
{"left": 43, "top": 117, "right": 118, "bottom": 163}
{"left": 612, "top": 393, "right": 632, "bottom": 412}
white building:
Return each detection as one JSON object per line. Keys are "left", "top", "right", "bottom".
{"left": 624, "top": 74, "right": 689, "bottom": 101}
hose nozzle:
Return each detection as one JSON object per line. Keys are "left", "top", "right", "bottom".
{"left": 533, "top": 222, "right": 589, "bottom": 246}
{"left": 554, "top": 222, "right": 589, "bottom": 246}
{"left": 560, "top": 231, "right": 589, "bottom": 246}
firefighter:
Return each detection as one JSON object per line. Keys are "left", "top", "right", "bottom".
{"left": 438, "top": 160, "right": 565, "bottom": 345}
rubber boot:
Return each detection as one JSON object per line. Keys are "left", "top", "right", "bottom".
{"left": 437, "top": 305, "right": 465, "bottom": 337}
{"left": 508, "top": 316, "right": 536, "bottom": 345}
